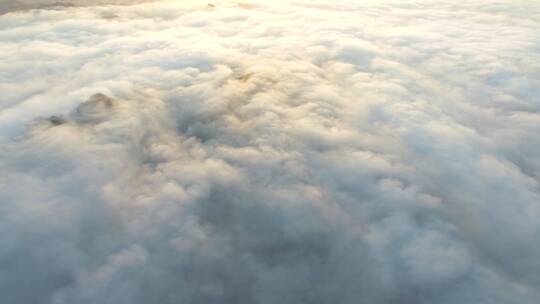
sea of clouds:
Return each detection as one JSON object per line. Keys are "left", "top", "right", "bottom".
{"left": 1, "top": 0, "right": 539, "bottom": 303}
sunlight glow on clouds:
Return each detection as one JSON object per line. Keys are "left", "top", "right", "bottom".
{"left": 0, "top": 1, "right": 539, "bottom": 303}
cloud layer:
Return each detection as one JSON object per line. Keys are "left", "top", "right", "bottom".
{"left": 1, "top": 1, "right": 539, "bottom": 303}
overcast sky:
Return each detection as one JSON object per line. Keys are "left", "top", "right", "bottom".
{"left": 1, "top": 1, "right": 539, "bottom": 303}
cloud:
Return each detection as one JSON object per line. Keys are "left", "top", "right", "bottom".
{"left": 0, "top": 0, "right": 539, "bottom": 303}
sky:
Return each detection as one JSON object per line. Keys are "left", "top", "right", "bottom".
{"left": 0, "top": 0, "right": 539, "bottom": 303}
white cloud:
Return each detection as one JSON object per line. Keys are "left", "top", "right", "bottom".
{"left": 0, "top": 0, "right": 539, "bottom": 303}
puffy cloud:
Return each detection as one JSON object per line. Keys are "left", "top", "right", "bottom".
{"left": 0, "top": 0, "right": 539, "bottom": 303}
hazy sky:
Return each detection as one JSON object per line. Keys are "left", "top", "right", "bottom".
{"left": 0, "top": 0, "right": 155, "bottom": 14}
{"left": 1, "top": 1, "right": 539, "bottom": 303}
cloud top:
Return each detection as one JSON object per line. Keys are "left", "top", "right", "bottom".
{"left": 0, "top": 1, "right": 539, "bottom": 303}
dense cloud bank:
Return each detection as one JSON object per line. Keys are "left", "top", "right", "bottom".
{"left": 1, "top": 0, "right": 540, "bottom": 303}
